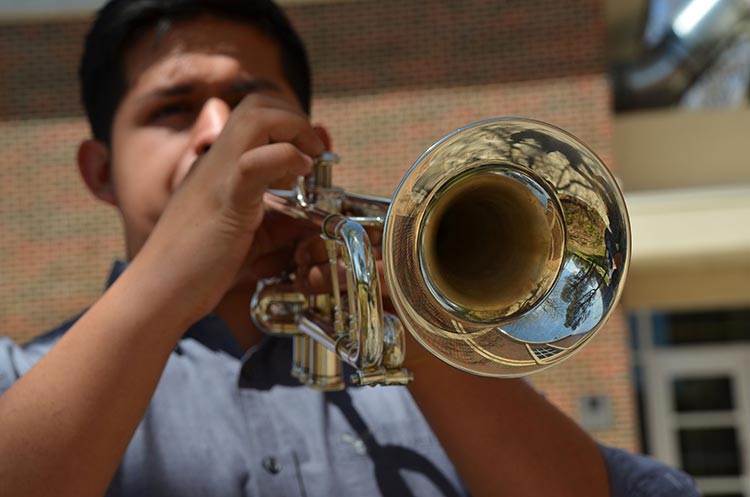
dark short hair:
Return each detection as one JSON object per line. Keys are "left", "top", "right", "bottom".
{"left": 79, "top": 0, "right": 311, "bottom": 145}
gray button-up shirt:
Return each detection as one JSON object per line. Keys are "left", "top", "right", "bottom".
{"left": 0, "top": 262, "right": 700, "bottom": 497}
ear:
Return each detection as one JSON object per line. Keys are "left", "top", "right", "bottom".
{"left": 77, "top": 139, "right": 116, "bottom": 206}
{"left": 313, "top": 124, "right": 333, "bottom": 152}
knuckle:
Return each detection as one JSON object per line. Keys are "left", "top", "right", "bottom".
{"left": 276, "top": 142, "right": 302, "bottom": 162}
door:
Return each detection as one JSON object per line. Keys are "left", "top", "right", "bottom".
{"left": 645, "top": 347, "right": 750, "bottom": 497}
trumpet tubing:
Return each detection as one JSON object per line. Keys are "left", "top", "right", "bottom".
{"left": 252, "top": 118, "right": 630, "bottom": 389}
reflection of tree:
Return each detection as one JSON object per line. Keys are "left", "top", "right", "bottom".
{"left": 410, "top": 122, "right": 627, "bottom": 278}
{"left": 484, "top": 125, "right": 625, "bottom": 333}
{"left": 508, "top": 129, "right": 612, "bottom": 202}
{"left": 560, "top": 195, "right": 606, "bottom": 260}
{"left": 517, "top": 253, "right": 604, "bottom": 336}
{"left": 502, "top": 128, "right": 628, "bottom": 273}
{"left": 404, "top": 121, "right": 627, "bottom": 343}
{"left": 560, "top": 254, "right": 604, "bottom": 331}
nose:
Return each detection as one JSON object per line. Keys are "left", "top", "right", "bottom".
{"left": 192, "top": 97, "right": 231, "bottom": 156}
{"left": 172, "top": 98, "right": 232, "bottom": 191}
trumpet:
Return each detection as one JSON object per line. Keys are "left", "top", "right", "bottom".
{"left": 251, "top": 118, "right": 630, "bottom": 390}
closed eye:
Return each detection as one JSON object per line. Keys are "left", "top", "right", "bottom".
{"left": 144, "top": 100, "right": 198, "bottom": 130}
{"left": 149, "top": 102, "right": 194, "bottom": 122}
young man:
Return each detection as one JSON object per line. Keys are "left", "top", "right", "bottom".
{"left": 0, "top": 1, "right": 699, "bottom": 496}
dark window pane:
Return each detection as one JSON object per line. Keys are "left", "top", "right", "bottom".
{"left": 679, "top": 427, "right": 742, "bottom": 476}
{"left": 653, "top": 309, "right": 750, "bottom": 346}
{"left": 673, "top": 377, "right": 734, "bottom": 412}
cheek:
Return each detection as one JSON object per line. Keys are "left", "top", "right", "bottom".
{"left": 111, "top": 131, "right": 186, "bottom": 225}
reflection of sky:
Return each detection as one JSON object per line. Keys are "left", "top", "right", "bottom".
{"left": 500, "top": 255, "right": 605, "bottom": 343}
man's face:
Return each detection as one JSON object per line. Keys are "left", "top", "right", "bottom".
{"left": 107, "top": 16, "right": 303, "bottom": 258}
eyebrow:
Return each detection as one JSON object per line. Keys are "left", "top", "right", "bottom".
{"left": 232, "top": 78, "right": 280, "bottom": 94}
{"left": 137, "top": 78, "right": 282, "bottom": 102}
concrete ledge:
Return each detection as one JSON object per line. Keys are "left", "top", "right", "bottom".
{"left": 622, "top": 185, "right": 750, "bottom": 310}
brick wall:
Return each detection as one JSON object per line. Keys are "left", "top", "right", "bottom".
{"left": 0, "top": 0, "right": 637, "bottom": 451}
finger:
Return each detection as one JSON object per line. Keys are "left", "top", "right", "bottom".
{"left": 294, "top": 235, "right": 329, "bottom": 269}
{"left": 304, "top": 261, "right": 348, "bottom": 295}
{"left": 234, "top": 142, "right": 313, "bottom": 207}
{"left": 246, "top": 245, "right": 297, "bottom": 281}
{"left": 294, "top": 236, "right": 331, "bottom": 295}
{"left": 222, "top": 96, "right": 325, "bottom": 159}
{"left": 234, "top": 92, "right": 306, "bottom": 116}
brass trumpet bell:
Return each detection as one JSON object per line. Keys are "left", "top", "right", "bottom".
{"left": 384, "top": 118, "right": 630, "bottom": 377}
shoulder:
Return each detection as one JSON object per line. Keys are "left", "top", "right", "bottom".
{"left": 0, "top": 314, "right": 81, "bottom": 394}
{"left": 600, "top": 444, "right": 701, "bottom": 497}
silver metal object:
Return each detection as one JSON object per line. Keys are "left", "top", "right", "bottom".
{"left": 251, "top": 118, "right": 631, "bottom": 390}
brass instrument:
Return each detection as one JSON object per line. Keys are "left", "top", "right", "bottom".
{"left": 251, "top": 118, "right": 630, "bottom": 390}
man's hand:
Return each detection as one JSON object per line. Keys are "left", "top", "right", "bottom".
{"left": 132, "top": 94, "right": 325, "bottom": 326}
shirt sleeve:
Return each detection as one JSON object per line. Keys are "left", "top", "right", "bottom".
{"left": 600, "top": 443, "right": 701, "bottom": 497}
{"left": 0, "top": 337, "right": 29, "bottom": 395}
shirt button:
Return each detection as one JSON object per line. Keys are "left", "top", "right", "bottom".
{"left": 262, "top": 456, "right": 283, "bottom": 475}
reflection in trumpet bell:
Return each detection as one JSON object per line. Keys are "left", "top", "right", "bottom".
{"left": 384, "top": 118, "right": 630, "bottom": 378}
{"left": 253, "top": 117, "right": 630, "bottom": 387}
{"left": 420, "top": 167, "right": 565, "bottom": 320}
